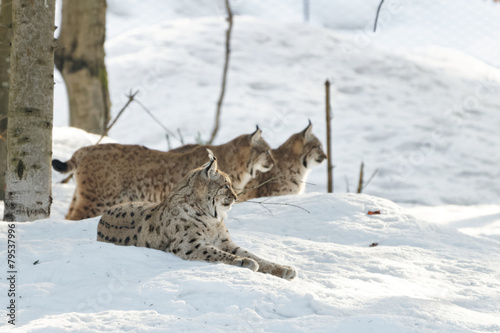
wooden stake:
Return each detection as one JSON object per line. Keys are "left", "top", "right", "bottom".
{"left": 325, "top": 80, "right": 333, "bottom": 193}
{"left": 357, "top": 161, "right": 364, "bottom": 194}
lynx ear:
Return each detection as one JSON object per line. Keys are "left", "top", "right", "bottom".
{"left": 302, "top": 120, "right": 313, "bottom": 142}
{"left": 204, "top": 149, "right": 218, "bottom": 178}
{"left": 250, "top": 125, "right": 262, "bottom": 145}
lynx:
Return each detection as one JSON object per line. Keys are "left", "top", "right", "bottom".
{"left": 53, "top": 128, "right": 274, "bottom": 220}
{"left": 238, "top": 122, "right": 326, "bottom": 201}
{"left": 97, "top": 151, "right": 297, "bottom": 280}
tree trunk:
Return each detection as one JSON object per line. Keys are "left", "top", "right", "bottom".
{"left": 0, "top": 0, "right": 12, "bottom": 200}
{"left": 55, "top": 0, "right": 110, "bottom": 135}
{"left": 3, "top": 0, "right": 55, "bottom": 222}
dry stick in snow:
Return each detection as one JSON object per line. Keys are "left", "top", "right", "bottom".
{"left": 362, "top": 168, "right": 379, "bottom": 192}
{"left": 325, "top": 80, "right": 334, "bottom": 193}
{"left": 356, "top": 161, "right": 378, "bottom": 193}
{"left": 236, "top": 176, "right": 279, "bottom": 197}
{"left": 245, "top": 197, "right": 311, "bottom": 215}
{"left": 357, "top": 161, "right": 364, "bottom": 194}
{"left": 373, "top": 0, "right": 385, "bottom": 32}
{"left": 96, "top": 90, "right": 138, "bottom": 144}
{"left": 61, "top": 90, "right": 138, "bottom": 184}
{"left": 208, "top": 0, "right": 233, "bottom": 144}
{"left": 134, "top": 99, "right": 179, "bottom": 140}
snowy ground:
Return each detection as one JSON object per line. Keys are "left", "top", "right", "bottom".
{"left": 2, "top": 192, "right": 500, "bottom": 332}
{"left": 2, "top": 0, "right": 500, "bottom": 332}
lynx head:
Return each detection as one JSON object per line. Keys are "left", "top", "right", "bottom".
{"left": 287, "top": 121, "right": 327, "bottom": 169}
{"left": 244, "top": 126, "right": 275, "bottom": 178}
{"left": 192, "top": 149, "right": 237, "bottom": 221}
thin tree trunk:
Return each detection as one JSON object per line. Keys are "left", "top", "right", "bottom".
{"left": 0, "top": 0, "right": 12, "bottom": 200}
{"left": 3, "top": 0, "right": 55, "bottom": 222}
{"left": 55, "top": 0, "right": 110, "bottom": 135}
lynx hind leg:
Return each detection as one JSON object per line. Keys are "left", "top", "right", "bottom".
{"left": 177, "top": 245, "right": 259, "bottom": 272}
{"left": 226, "top": 244, "right": 297, "bottom": 280}
{"left": 65, "top": 188, "right": 107, "bottom": 220}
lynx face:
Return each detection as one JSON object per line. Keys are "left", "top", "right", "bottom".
{"left": 302, "top": 139, "right": 327, "bottom": 169}
{"left": 247, "top": 128, "right": 275, "bottom": 178}
{"left": 237, "top": 122, "right": 327, "bottom": 201}
{"left": 188, "top": 154, "right": 238, "bottom": 221}
{"left": 206, "top": 169, "right": 237, "bottom": 220}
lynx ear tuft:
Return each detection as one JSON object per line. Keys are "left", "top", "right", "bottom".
{"left": 250, "top": 126, "right": 262, "bottom": 145}
{"left": 206, "top": 148, "right": 215, "bottom": 162}
{"left": 204, "top": 149, "right": 218, "bottom": 178}
{"left": 302, "top": 121, "right": 313, "bottom": 142}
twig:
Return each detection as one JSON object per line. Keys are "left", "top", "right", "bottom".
{"left": 344, "top": 175, "right": 350, "bottom": 193}
{"left": 373, "top": 0, "right": 385, "bottom": 32}
{"left": 245, "top": 197, "right": 311, "bottom": 214}
{"left": 165, "top": 134, "right": 171, "bottom": 150}
{"left": 176, "top": 128, "right": 185, "bottom": 145}
{"left": 96, "top": 90, "right": 138, "bottom": 144}
{"left": 362, "top": 168, "right": 379, "bottom": 191}
{"left": 357, "top": 161, "right": 364, "bottom": 194}
{"left": 251, "top": 200, "right": 273, "bottom": 215}
{"left": 133, "top": 99, "right": 180, "bottom": 141}
{"left": 236, "top": 176, "right": 280, "bottom": 196}
{"left": 59, "top": 174, "right": 73, "bottom": 184}
{"left": 208, "top": 0, "right": 233, "bottom": 144}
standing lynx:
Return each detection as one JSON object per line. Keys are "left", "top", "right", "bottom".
{"left": 53, "top": 128, "right": 274, "bottom": 220}
{"left": 238, "top": 122, "right": 326, "bottom": 201}
{"left": 97, "top": 151, "right": 297, "bottom": 280}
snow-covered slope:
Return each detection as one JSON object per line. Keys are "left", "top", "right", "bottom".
{"left": 53, "top": 15, "right": 500, "bottom": 205}
{"left": 2, "top": 1, "right": 500, "bottom": 332}
{"left": 2, "top": 193, "right": 499, "bottom": 332}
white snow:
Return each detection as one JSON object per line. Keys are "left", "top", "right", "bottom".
{"left": 2, "top": 193, "right": 500, "bottom": 332}
{"left": 2, "top": 0, "right": 500, "bottom": 332}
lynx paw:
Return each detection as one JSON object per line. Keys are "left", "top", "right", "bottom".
{"left": 265, "top": 264, "right": 298, "bottom": 280}
{"left": 280, "top": 265, "right": 298, "bottom": 280}
{"left": 234, "top": 257, "right": 259, "bottom": 271}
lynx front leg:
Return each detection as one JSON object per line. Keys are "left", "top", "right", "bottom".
{"left": 174, "top": 244, "right": 259, "bottom": 272}
{"left": 222, "top": 242, "right": 297, "bottom": 280}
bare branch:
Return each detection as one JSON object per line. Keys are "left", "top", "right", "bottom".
{"left": 244, "top": 198, "right": 311, "bottom": 214}
{"left": 59, "top": 173, "right": 73, "bottom": 184}
{"left": 208, "top": 0, "right": 233, "bottom": 144}
{"left": 236, "top": 176, "right": 280, "bottom": 196}
{"left": 96, "top": 90, "right": 138, "bottom": 144}
{"left": 133, "top": 99, "right": 180, "bottom": 142}
{"left": 344, "top": 175, "right": 350, "bottom": 193}
{"left": 373, "top": 0, "right": 385, "bottom": 32}
{"left": 362, "top": 168, "right": 379, "bottom": 191}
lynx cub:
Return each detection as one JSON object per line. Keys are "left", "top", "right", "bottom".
{"left": 97, "top": 151, "right": 297, "bottom": 280}
{"left": 53, "top": 128, "right": 274, "bottom": 220}
{"left": 238, "top": 122, "right": 326, "bottom": 201}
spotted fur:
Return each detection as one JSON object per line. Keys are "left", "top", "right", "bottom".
{"left": 238, "top": 122, "right": 326, "bottom": 201}
{"left": 97, "top": 152, "right": 297, "bottom": 280}
{"left": 53, "top": 128, "right": 274, "bottom": 220}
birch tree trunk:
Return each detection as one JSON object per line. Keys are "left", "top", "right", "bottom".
{"left": 55, "top": 0, "right": 110, "bottom": 135}
{"left": 3, "top": 0, "right": 55, "bottom": 222}
{"left": 0, "top": 0, "right": 12, "bottom": 200}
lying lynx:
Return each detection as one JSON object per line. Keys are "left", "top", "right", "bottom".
{"left": 97, "top": 151, "right": 297, "bottom": 280}
{"left": 53, "top": 128, "right": 274, "bottom": 220}
{"left": 238, "top": 122, "right": 326, "bottom": 201}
